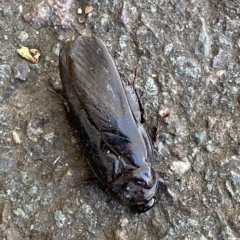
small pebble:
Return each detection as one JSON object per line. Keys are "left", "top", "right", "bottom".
{"left": 192, "top": 155, "right": 204, "bottom": 172}
{"left": 0, "top": 64, "right": 11, "bottom": 86}
{"left": 12, "top": 131, "right": 21, "bottom": 144}
{"left": 18, "top": 5, "right": 23, "bottom": 14}
{"left": 194, "top": 131, "right": 207, "bottom": 145}
{"left": 54, "top": 210, "right": 66, "bottom": 228}
{"left": 206, "top": 143, "right": 216, "bottom": 153}
{"left": 150, "top": 5, "right": 157, "bottom": 13}
{"left": 230, "top": 86, "right": 238, "bottom": 94}
{"left": 3, "top": 7, "right": 13, "bottom": 17}
{"left": 43, "top": 132, "right": 55, "bottom": 141}
{"left": 164, "top": 43, "right": 173, "bottom": 55}
{"left": 0, "top": 152, "right": 17, "bottom": 174}
{"left": 235, "top": 77, "right": 240, "bottom": 84}
{"left": 145, "top": 77, "right": 158, "bottom": 95}
{"left": 230, "top": 171, "right": 240, "bottom": 185}
{"left": 14, "top": 64, "right": 30, "bottom": 81}
{"left": 18, "top": 31, "right": 29, "bottom": 42}
{"left": 26, "top": 117, "right": 45, "bottom": 142}
{"left": 53, "top": 43, "right": 61, "bottom": 56}
{"left": 85, "top": 6, "right": 93, "bottom": 14}
{"left": 170, "top": 158, "right": 191, "bottom": 175}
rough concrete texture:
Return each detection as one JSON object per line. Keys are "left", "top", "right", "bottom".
{"left": 0, "top": 0, "right": 240, "bottom": 239}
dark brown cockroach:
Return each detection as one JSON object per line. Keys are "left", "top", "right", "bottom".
{"left": 59, "top": 35, "right": 159, "bottom": 213}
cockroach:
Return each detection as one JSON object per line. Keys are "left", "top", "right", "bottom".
{"left": 59, "top": 35, "right": 159, "bottom": 213}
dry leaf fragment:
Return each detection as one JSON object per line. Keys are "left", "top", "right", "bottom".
{"left": 17, "top": 46, "right": 40, "bottom": 63}
{"left": 30, "top": 48, "right": 41, "bottom": 62}
{"left": 203, "top": 70, "right": 226, "bottom": 86}
{"left": 78, "top": 18, "right": 86, "bottom": 23}
{"left": 85, "top": 6, "right": 93, "bottom": 14}
{"left": 17, "top": 46, "right": 36, "bottom": 63}
{"left": 215, "top": 70, "right": 225, "bottom": 77}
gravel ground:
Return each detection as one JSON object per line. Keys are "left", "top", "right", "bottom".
{"left": 0, "top": 0, "right": 240, "bottom": 239}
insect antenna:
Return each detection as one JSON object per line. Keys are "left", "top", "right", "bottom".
{"left": 132, "top": 67, "right": 147, "bottom": 124}
{"left": 47, "top": 87, "right": 69, "bottom": 112}
{"left": 134, "top": 213, "right": 141, "bottom": 240}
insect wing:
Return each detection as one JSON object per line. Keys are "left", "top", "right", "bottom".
{"left": 59, "top": 36, "right": 151, "bottom": 166}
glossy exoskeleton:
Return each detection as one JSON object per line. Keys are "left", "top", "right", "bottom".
{"left": 59, "top": 35, "right": 159, "bottom": 213}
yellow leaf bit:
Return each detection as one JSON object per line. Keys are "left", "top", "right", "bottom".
{"left": 17, "top": 46, "right": 40, "bottom": 63}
